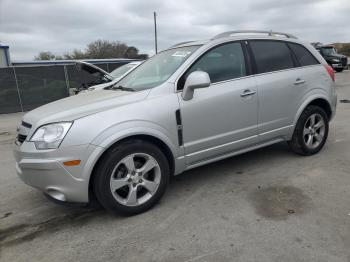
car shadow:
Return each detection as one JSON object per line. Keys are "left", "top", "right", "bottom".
{"left": 0, "top": 142, "right": 297, "bottom": 248}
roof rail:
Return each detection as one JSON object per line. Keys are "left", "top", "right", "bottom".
{"left": 170, "top": 41, "right": 196, "bottom": 48}
{"left": 212, "top": 30, "right": 297, "bottom": 40}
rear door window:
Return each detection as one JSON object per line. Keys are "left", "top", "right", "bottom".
{"left": 288, "top": 43, "right": 320, "bottom": 66}
{"left": 250, "top": 40, "right": 294, "bottom": 74}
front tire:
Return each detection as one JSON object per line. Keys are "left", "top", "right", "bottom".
{"left": 288, "top": 105, "right": 329, "bottom": 156}
{"left": 93, "top": 140, "right": 170, "bottom": 215}
{"left": 335, "top": 68, "right": 343, "bottom": 73}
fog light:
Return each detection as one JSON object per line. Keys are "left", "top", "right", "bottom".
{"left": 46, "top": 188, "right": 66, "bottom": 201}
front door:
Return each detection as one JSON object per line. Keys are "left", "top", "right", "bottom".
{"left": 177, "top": 42, "right": 259, "bottom": 166}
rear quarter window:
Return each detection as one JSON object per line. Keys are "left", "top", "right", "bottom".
{"left": 250, "top": 40, "right": 294, "bottom": 74}
{"left": 288, "top": 43, "right": 320, "bottom": 67}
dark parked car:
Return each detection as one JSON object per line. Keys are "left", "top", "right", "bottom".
{"left": 313, "top": 44, "right": 348, "bottom": 72}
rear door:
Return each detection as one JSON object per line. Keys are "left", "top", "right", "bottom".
{"left": 249, "top": 40, "right": 303, "bottom": 142}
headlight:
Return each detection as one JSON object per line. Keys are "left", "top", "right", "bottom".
{"left": 30, "top": 122, "right": 72, "bottom": 150}
{"left": 331, "top": 58, "right": 340, "bottom": 63}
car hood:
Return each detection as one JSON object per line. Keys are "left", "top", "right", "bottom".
{"left": 75, "top": 61, "right": 114, "bottom": 80}
{"left": 23, "top": 89, "right": 150, "bottom": 127}
{"left": 87, "top": 77, "right": 121, "bottom": 91}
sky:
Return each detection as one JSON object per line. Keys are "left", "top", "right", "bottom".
{"left": 0, "top": 0, "right": 349, "bottom": 61}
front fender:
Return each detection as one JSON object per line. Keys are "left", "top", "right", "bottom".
{"left": 91, "top": 120, "right": 179, "bottom": 157}
{"left": 79, "top": 120, "right": 184, "bottom": 183}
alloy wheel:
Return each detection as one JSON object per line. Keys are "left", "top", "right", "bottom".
{"left": 303, "top": 113, "right": 326, "bottom": 149}
{"left": 109, "top": 153, "right": 161, "bottom": 207}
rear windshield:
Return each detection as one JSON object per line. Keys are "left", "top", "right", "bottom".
{"left": 322, "top": 47, "right": 337, "bottom": 56}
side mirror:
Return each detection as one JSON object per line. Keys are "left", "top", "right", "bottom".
{"left": 182, "top": 71, "right": 211, "bottom": 101}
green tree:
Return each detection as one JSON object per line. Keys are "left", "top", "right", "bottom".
{"left": 34, "top": 40, "right": 148, "bottom": 60}
{"left": 63, "top": 49, "right": 86, "bottom": 60}
{"left": 332, "top": 43, "right": 350, "bottom": 56}
{"left": 125, "top": 46, "right": 139, "bottom": 58}
{"left": 86, "top": 40, "right": 129, "bottom": 58}
{"left": 34, "top": 51, "right": 56, "bottom": 60}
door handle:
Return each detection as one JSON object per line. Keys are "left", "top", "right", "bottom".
{"left": 294, "top": 78, "right": 306, "bottom": 85}
{"left": 240, "top": 89, "right": 256, "bottom": 97}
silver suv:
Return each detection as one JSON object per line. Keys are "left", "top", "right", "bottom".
{"left": 14, "top": 30, "right": 337, "bottom": 215}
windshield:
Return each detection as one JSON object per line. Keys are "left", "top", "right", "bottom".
{"left": 322, "top": 47, "right": 337, "bottom": 56}
{"left": 117, "top": 46, "right": 200, "bottom": 91}
{"left": 110, "top": 63, "right": 138, "bottom": 79}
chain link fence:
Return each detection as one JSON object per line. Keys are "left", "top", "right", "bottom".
{"left": 0, "top": 61, "right": 129, "bottom": 114}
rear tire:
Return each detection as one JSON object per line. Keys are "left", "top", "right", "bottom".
{"left": 335, "top": 68, "right": 343, "bottom": 72}
{"left": 93, "top": 139, "right": 170, "bottom": 216}
{"left": 288, "top": 105, "right": 329, "bottom": 156}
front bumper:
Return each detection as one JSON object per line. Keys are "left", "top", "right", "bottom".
{"left": 13, "top": 142, "right": 98, "bottom": 203}
{"left": 331, "top": 63, "right": 345, "bottom": 69}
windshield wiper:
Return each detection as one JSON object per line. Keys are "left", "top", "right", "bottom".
{"left": 111, "top": 85, "right": 135, "bottom": 92}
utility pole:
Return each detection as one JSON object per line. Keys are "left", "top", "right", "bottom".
{"left": 154, "top": 11, "right": 158, "bottom": 54}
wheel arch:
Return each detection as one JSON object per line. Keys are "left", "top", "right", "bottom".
{"left": 307, "top": 98, "right": 332, "bottom": 120}
{"left": 291, "top": 96, "right": 332, "bottom": 138}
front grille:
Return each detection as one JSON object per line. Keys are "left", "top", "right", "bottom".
{"left": 341, "top": 57, "right": 347, "bottom": 67}
{"left": 17, "top": 134, "right": 27, "bottom": 144}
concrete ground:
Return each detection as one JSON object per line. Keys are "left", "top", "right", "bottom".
{"left": 1, "top": 71, "right": 350, "bottom": 262}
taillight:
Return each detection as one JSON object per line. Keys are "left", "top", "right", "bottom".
{"left": 324, "top": 64, "right": 335, "bottom": 82}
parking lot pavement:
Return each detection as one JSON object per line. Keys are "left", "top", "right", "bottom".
{"left": 1, "top": 71, "right": 350, "bottom": 262}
